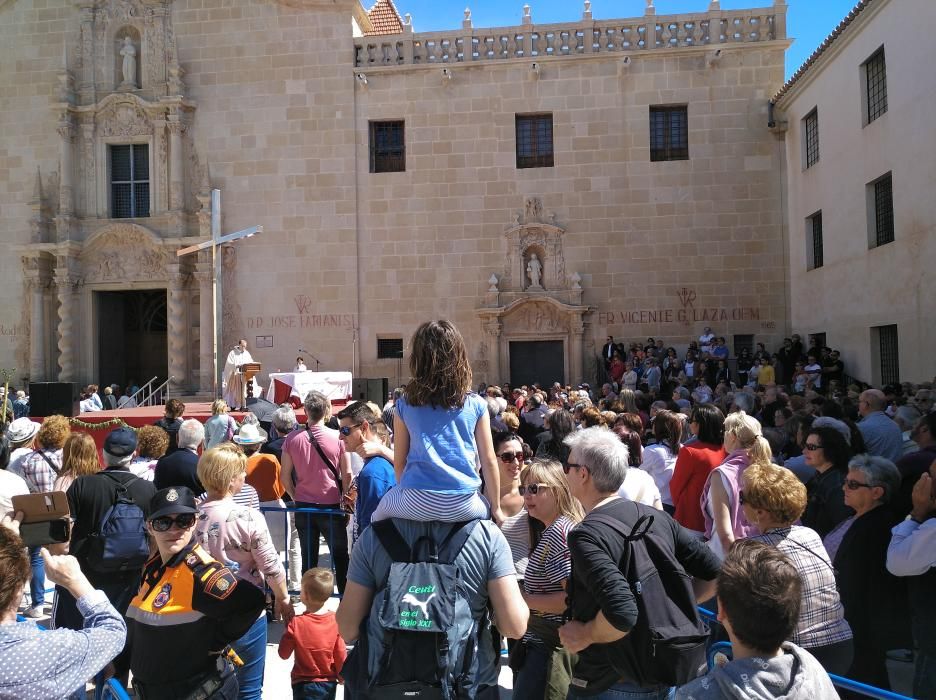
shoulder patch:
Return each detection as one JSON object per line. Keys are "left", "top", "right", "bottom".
{"left": 183, "top": 544, "right": 215, "bottom": 571}
{"left": 204, "top": 568, "right": 238, "bottom": 600}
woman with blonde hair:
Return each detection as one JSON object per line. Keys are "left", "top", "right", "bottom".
{"left": 203, "top": 398, "right": 238, "bottom": 449}
{"left": 742, "top": 462, "right": 854, "bottom": 674}
{"left": 701, "top": 411, "right": 770, "bottom": 559}
{"left": 513, "top": 459, "right": 584, "bottom": 699}
{"left": 53, "top": 433, "right": 100, "bottom": 492}
{"left": 195, "top": 443, "right": 294, "bottom": 699}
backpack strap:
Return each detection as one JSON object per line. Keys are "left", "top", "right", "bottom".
{"left": 588, "top": 507, "right": 654, "bottom": 543}
{"left": 99, "top": 469, "right": 139, "bottom": 496}
{"left": 373, "top": 520, "right": 414, "bottom": 563}
{"left": 372, "top": 519, "right": 481, "bottom": 565}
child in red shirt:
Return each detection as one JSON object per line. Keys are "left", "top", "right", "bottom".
{"left": 278, "top": 568, "right": 347, "bottom": 699}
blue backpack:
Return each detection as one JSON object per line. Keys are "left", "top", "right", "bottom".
{"left": 342, "top": 519, "right": 498, "bottom": 700}
{"left": 85, "top": 471, "right": 150, "bottom": 574}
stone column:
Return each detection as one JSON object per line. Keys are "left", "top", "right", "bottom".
{"left": 166, "top": 262, "right": 188, "bottom": 391}
{"left": 571, "top": 317, "right": 585, "bottom": 387}
{"left": 167, "top": 118, "right": 184, "bottom": 212}
{"left": 152, "top": 119, "right": 167, "bottom": 214}
{"left": 194, "top": 261, "right": 214, "bottom": 393}
{"left": 54, "top": 266, "right": 79, "bottom": 382}
{"left": 57, "top": 117, "right": 74, "bottom": 216}
{"left": 27, "top": 275, "right": 48, "bottom": 382}
{"left": 484, "top": 319, "right": 503, "bottom": 383}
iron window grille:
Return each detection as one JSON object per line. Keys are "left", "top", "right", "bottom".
{"left": 864, "top": 49, "right": 888, "bottom": 124}
{"left": 650, "top": 106, "right": 689, "bottom": 162}
{"left": 377, "top": 338, "right": 404, "bottom": 359}
{"left": 110, "top": 144, "right": 150, "bottom": 219}
{"left": 873, "top": 173, "right": 895, "bottom": 247}
{"left": 877, "top": 325, "right": 899, "bottom": 385}
{"left": 369, "top": 120, "right": 405, "bottom": 173}
{"left": 515, "top": 114, "right": 554, "bottom": 169}
{"left": 809, "top": 212, "right": 823, "bottom": 269}
{"left": 804, "top": 109, "right": 819, "bottom": 168}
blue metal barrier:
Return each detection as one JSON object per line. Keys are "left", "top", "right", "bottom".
{"left": 698, "top": 607, "right": 914, "bottom": 700}
{"left": 259, "top": 505, "right": 346, "bottom": 597}
{"left": 93, "top": 673, "right": 131, "bottom": 700}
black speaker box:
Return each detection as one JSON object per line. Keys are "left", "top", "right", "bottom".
{"left": 29, "top": 382, "right": 79, "bottom": 418}
{"left": 351, "top": 378, "right": 389, "bottom": 407}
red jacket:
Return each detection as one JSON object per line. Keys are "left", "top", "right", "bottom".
{"left": 278, "top": 611, "right": 347, "bottom": 684}
{"left": 669, "top": 441, "right": 727, "bottom": 532}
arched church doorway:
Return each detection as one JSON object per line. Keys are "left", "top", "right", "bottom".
{"left": 509, "top": 340, "right": 564, "bottom": 387}
{"left": 95, "top": 290, "right": 167, "bottom": 392}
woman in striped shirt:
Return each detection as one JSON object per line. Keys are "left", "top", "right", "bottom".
{"left": 513, "top": 459, "right": 584, "bottom": 700}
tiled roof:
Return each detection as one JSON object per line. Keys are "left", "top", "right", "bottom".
{"left": 365, "top": 0, "right": 404, "bottom": 36}
{"left": 773, "top": 0, "right": 878, "bottom": 104}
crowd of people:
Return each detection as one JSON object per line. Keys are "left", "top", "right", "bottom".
{"left": 0, "top": 320, "right": 934, "bottom": 699}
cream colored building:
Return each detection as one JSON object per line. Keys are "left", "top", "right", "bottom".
{"left": 0, "top": 0, "right": 792, "bottom": 394}
{"left": 773, "top": 0, "right": 936, "bottom": 385}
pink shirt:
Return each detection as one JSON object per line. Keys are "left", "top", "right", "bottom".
{"left": 195, "top": 498, "right": 284, "bottom": 590}
{"left": 283, "top": 424, "right": 345, "bottom": 504}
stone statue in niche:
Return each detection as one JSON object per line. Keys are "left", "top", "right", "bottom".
{"left": 119, "top": 36, "right": 137, "bottom": 88}
{"left": 526, "top": 253, "right": 543, "bottom": 289}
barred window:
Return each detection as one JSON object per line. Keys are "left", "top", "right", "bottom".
{"left": 110, "top": 144, "right": 150, "bottom": 219}
{"left": 804, "top": 109, "right": 819, "bottom": 168}
{"left": 369, "top": 120, "right": 405, "bottom": 173}
{"left": 650, "top": 106, "right": 689, "bottom": 162}
{"left": 515, "top": 114, "right": 554, "bottom": 169}
{"left": 875, "top": 325, "right": 899, "bottom": 385}
{"left": 808, "top": 211, "right": 823, "bottom": 270}
{"left": 377, "top": 338, "right": 403, "bottom": 359}
{"left": 732, "top": 334, "right": 754, "bottom": 358}
{"left": 864, "top": 49, "right": 888, "bottom": 124}
{"left": 871, "top": 173, "right": 894, "bottom": 247}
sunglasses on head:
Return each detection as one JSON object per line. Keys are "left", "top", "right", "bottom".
{"left": 844, "top": 479, "right": 874, "bottom": 491}
{"left": 339, "top": 422, "right": 363, "bottom": 436}
{"left": 519, "top": 483, "right": 550, "bottom": 496}
{"left": 498, "top": 451, "right": 522, "bottom": 463}
{"left": 150, "top": 513, "right": 197, "bottom": 532}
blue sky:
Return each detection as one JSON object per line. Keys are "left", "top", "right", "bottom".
{"left": 392, "top": 0, "right": 858, "bottom": 78}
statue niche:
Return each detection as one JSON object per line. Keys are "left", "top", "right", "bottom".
{"left": 524, "top": 246, "right": 545, "bottom": 291}
{"left": 115, "top": 28, "right": 141, "bottom": 91}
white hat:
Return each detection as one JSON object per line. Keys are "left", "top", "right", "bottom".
{"left": 7, "top": 417, "right": 39, "bottom": 444}
{"left": 232, "top": 422, "right": 267, "bottom": 445}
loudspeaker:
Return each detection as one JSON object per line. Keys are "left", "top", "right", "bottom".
{"left": 351, "top": 378, "right": 389, "bottom": 406}
{"left": 29, "top": 382, "right": 79, "bottom": 418}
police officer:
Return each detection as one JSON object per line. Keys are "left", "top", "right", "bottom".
{"left": 126, "top": 487, "right": 265, "bottom": 700}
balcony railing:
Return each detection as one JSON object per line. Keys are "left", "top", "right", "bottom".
{"left": 354, "top": 2, "right": 787, "bottom": 69}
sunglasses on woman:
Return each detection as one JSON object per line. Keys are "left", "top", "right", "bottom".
{"left": 518, "top": 483, "right": 550, "bottom": 496}
{"left": 803, "top": 442, "right": 823, "bottom": 451}
{"left": 844, "top": 479, "right": 874, "bottom": 491}
{"left": 150, "top": 513, "right": 197, "bottom": 532}
{"left": 498, "top": 451, "right": 522, "bottom": 463}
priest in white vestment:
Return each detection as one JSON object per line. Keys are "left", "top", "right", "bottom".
{"left": 222, "top": 338, "right": 256, "bottom": 409}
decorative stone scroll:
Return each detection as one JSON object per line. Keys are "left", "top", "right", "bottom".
{"left": 80, "top": 223, "right": 169, "bottom": 282}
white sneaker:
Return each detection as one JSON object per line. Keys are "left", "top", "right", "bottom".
{"left": 22, "top": 605, "right": 45, "bottom": 619}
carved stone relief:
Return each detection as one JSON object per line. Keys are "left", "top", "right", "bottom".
{"left": 97, "top": 98, "right": 152, "bottom": 137}
{"left": 80, "top": 224, "right": 169, "bottom": 282}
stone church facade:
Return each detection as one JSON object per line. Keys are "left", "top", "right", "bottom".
{"left": 0, "top": 0, "right": 791, "bottom": 392}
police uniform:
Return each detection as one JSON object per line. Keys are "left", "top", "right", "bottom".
{"left": 126, "top": 488, "right": 265, "bottom": 700}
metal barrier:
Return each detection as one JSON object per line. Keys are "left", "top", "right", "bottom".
{"left": 698, "top": 607, "right": 914, "bottom": 700}
{"left": 259, "top": 504, "right": 347, "bottom": 597}
{"left": 94, "top": 673, "right": 131, "bottom": 700}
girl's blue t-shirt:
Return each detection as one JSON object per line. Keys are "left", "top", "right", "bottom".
{"left": 396, "top": 392, "right": 486, "bottom": 493}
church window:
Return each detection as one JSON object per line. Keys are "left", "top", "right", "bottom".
{"left": 369, "top": 120, "right": 406, "bottom": 173}
{"left": 515, "top": 114, "right": 554, "bottom": 169}
{"left": 110, "top": 144, "right": 150, "bottom": 218}
{"left": 649, "top": 105, "right": 689, "bottom": 162}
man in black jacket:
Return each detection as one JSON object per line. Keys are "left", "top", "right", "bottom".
{"left": 559, "top": 427, "right": 720, "bottom": 699}
{"left": 154, "top": 418, "right": 205, "bottom": 493}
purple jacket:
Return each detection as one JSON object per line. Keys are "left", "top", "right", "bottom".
{"left": 700, "top": 450, "right": 756, "bottom": 542}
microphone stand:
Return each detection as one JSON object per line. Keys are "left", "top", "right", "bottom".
{"left": 299, "top": 348, "right": 322, "bottom": 372}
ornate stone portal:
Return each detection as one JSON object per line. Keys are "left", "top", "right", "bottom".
{"left": 477, "top": 197, "right": 593, "bottom": 386}
{"left": 16, "top": 0, "right": 212, "bottom": 392}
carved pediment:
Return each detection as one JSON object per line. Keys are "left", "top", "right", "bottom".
{"left": 81, "top": 223, "right": 169, "bottom": 282}
{"left": 96, "top": 94, "right": 153, "bottom": 137}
